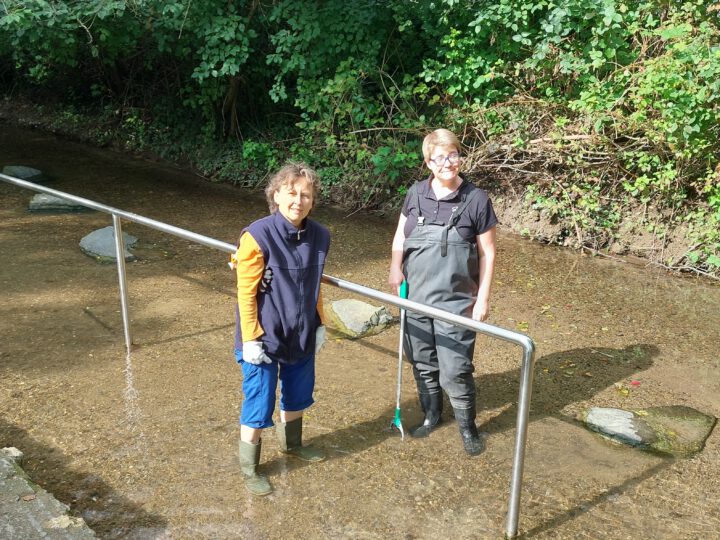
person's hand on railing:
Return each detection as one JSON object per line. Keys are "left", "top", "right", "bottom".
{"left": 472, "top": 297, "right": 490, "bottom": 322}
{"left": 242, "top": 341, "right": 272, "bottom": 364}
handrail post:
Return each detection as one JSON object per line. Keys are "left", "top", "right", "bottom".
{"left": 505, "top": 341, "right": 536, "bottom": 538}
{"left": 320, "top": 275, "right": 536, "bottom": 538}
{"left": 112, "top": 214, "right": 133, "bottom": 355}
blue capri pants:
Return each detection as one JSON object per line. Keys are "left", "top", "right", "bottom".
{"left": 235, "top": 350, "right": 315, "bottom": 429}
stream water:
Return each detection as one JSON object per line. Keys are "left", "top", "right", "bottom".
{"left": 1, "top": 125, "right": 719, "bottom": 539}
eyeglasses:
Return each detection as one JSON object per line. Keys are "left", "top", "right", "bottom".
{"left": 429, "top": 152, "right": 460, "bottom": 166}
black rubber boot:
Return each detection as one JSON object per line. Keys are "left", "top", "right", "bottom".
{"left": 454, "top": 406, "right": 485, "bottom": 456}
{"left": 277, "top": 417, "right": 325, "bottom": 462}
{"left": 409, "top": 391, "right": 443, "bottom": 438}
{"left": 238, "top": 439, "right": 272, "bottom": 496}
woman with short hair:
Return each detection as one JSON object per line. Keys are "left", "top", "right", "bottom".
{"left": 231, "top": 162, "right": 331, "bottom": 494}
{"left": 388, "top": 129, "right": 497, "bottom": 456}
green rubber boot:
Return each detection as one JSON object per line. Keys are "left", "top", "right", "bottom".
{"left": 277, "top": 417, "right": 325, "bottom": 462}
{"left": 238, "top": 440, "right": 272, "bottom": 496}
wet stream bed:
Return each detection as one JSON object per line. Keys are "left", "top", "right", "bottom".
{"left": 1, "top": 126, "right": 719, "bottom": 539}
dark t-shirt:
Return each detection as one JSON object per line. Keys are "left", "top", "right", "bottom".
{"left": 401, "top": 177, "right": 498, "bottom": 242}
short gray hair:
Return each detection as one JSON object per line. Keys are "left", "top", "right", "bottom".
{"left": 264, "top": 161, "right": 320, "bottom": 213}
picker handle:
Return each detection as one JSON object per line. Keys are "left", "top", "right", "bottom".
{"left": 396, "top": 280, "right": 408, "bottom": 400}
{"left": 399, "top": 280, "right": 408, "bottom": 300}
{"left": 393, "top": 279, "right": 409, "bottom": 439}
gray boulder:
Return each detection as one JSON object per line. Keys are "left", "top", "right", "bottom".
{"left": 2, "top": 165, "right": 47, "bottom": 183}
{"left": 80, "top": 226, "right": 138, "bottom": 263}
{"left": 580, "top": 405, "right": 716, "bottom": 457}
{"left": 326, "top": 299, "right": 394, "bottom": 338}
{"left": 28, "top": 194, "right": 93, "bottom": 213}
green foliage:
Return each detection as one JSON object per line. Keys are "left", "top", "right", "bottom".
{"left": 1, "top": 0, "right": 719, "bottom": 275}
{"left": 371, "top": 146, "right": 420, "bottom": 184}
{"left": 0, "top": 0, "right": 258, "bottom": 135}
{"left": 236, "top": 139, "right": 280, "bottom": 186}
{"left": 420, "top": 0, "right": 653, "bottom": 104}
{"left": 684, "top": 205, "right": 720, "bottom": 274}
{"left": 0, "top": 1, "right": 82, "bottom": 81}
{"left": 266, "top": 1, "right": 384, "bottom": 103}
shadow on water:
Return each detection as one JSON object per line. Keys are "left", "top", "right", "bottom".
{"left": 260, "top": 408, "right": 401, "bottom": 479}
{"left": 139, "top": 322, "right": 235, "bottom": 347}
{"left": 340, "top": 342, "right": 650, "bottom": 435}
{"left": 0, "top": 417, "right": 168, "bottom": 537}
{"left": 517, "top": 457, "right": 675, "bottom": 539}
{"left": 327, "top": 339, "right": 658, "bottom": 433}
{"left": 261, "top": 343, "right": 658, "bottom": 479}
{"left": 296, "top": 341, "right": 663, "bottom": 537}
{"left": 478, "top": 343, "right": 659, "bottom": 433}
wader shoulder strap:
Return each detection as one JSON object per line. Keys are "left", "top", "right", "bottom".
{"left": 409, "top": 182, "right": 423, "bottom": 220}
{"left": 440, "top": 187, "right": 482, "bottom": 257}
{"left": 403, "top": 182, "right": 426, "bottom": 225}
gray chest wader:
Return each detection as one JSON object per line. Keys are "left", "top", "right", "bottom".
{"left": 402, "top": 186, "right": 486, "bottom": 454}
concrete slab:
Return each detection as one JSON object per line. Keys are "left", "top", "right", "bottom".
{"left": 0, "top": 447, "right": 96, "bottom": 539}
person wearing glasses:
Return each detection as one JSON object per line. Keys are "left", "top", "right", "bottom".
{"left": 388, "top": 128, "right": 497, "bottom": 456}
{"left": 231, "top": 162, "right": 331, "bottom": 495}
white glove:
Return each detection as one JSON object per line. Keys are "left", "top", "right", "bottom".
{"left": 242, "top": 341, "right": 272, "bottom": 365}
{"left": 315, "top": 325, "right": 326, "bottom": 355}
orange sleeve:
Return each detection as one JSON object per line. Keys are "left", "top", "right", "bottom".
{"left": 235, "top": 232, "right": 265, "bottom": 341}
{"left": 317, "top": 286, "right": 326, "bottom": 325}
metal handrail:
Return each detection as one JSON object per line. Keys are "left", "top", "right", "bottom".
{"left": 1, "top": 173, "right": 535, "bottom": 538}
{"left": 321, "top": 275, "right": 535, "bottom": 538}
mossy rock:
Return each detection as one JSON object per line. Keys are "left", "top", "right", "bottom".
{"left": 325, "top": 299, "right": 395, "bottom": 339}
{"left": 579, "top": 405, "right": 716, "bottom": 458}
{"left": 634, "top": 405, "right": 717, "bottom": 458}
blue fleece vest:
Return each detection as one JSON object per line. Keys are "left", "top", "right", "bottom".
{"left": 234, "top": 211, "right": 330, "bottom": 364}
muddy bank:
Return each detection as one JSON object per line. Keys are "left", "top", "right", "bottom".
{"left": 1, "top": 124, "right": 719, "bottom": 539}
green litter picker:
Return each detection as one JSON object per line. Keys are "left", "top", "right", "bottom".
{"left": 391, "top": 280, "right": 408, "bottom": 440}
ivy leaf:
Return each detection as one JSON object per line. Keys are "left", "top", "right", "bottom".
{"left": 657, "top": 23, "right": 692, "bottom": 41}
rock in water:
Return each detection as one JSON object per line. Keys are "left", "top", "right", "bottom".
{"left": 28, "top": 193, "right": 94, "bottom": 213}
{"left": 583, "top": 407, "right": 657, "bottom": 446}
{"left": 80, "top": 226, "right": 138, "bottom": 263}
{"left": 638, "top": 405, "right": 717, "bottom": 457}
{"left": 2, "top": 165, "right": 47, "bottom": 183}
{"left": 326, "top": 299, "right": 394, "bottom": 338}
{"left": 580, "top": 405, "right": 716, "bottom": 457}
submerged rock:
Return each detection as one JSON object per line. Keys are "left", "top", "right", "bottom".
{"left": 2, "top": 165, "right": 47, "bottom": 183}
{"left": 80, "top": 226, "right": 138, "bottom": 263}
{"left": 582, "top": 408, "right": 657, "bottom": 446}
{"left": 28, "top": 193, "right": 94, "bottom": 213}
{"left": 326, "top": 299, "right": 394, "bottom": 338}
{"left": 579, "top": 405, "right": 716, "bottom": 457}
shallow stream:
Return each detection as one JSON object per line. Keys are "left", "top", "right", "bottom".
{"left": 1, "top": 125, "right": 719, "bottom": 539}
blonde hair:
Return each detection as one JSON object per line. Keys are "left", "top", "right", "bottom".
{"left": 422, "top": 128, "right": 462, "bottom": 161}
{"left": 264, "top": 161, "right": 321, "bottom": 213}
